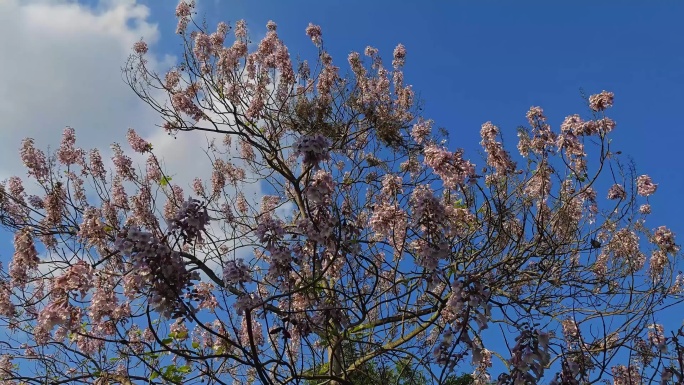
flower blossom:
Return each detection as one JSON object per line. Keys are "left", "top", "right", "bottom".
{"left": 588, "top": 90, "right": 614, "bottom": 112}
{"left": 20, "top": 138, "right": 49, "bottom": 181}
{"left": 169, "top": 198, "right": 210, "bottom": 244}
{"left": 133, "top": 40, "right": 148, "bottom": 55}
{"left": 56, "top": 127, "right": 84, "bottom": 166}
{"left": 126, "top": 128, "right": 152, "bottom": 153}
{"left": 175, "top": 0, "right": 195, "bottom": 34}
{"left": 607, "top": 184, "right": 626, "bottom": 200}
{"left": 411, "top": 118, "right": 432, "bottom": 145}
{"left": 305, "top": 23, "right": 322, "bottom": 46}
{"left": 305, "top": 170, "right": 335, "bottom": 206}
{"left": 293, "top": 134, "right": 330, "bottom": 166}
{"left": 423, "top": 144, "right": 475, "bottom": 189}
{"left": 223, "top": 259, "right": 252, "bottom": 286}
{"left": 10, "top": 229, "right": 39, "bottom": 289}
{"left": 480, "top": 122, "right": 516, "bottom": 175}
{"left": 636, "top": 175, "right": 657, "bottom": 197}
{"left": 653, "top": 226, "right": 679, "bottom": 254}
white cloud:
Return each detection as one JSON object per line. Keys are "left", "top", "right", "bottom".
{"left": 0, "top": 0, "right": 237, "bottom": 211}
{"left": 0, "top": 0, "right": 164, "bottom": 180}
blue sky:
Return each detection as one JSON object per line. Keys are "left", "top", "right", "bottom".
{"left": 2, "top": 0, "right": 684, "bottom": 382}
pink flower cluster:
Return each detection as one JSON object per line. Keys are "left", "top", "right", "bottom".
{"left": 298, "top": 172, "right": 336, "bottom": 245}
{"left": 111, "top": 143, "right": 135, "bottom": 180}
{"left": 653, "top": 225, "right": 679, "bottom": 254}
{"left": 1, "top": 177, "right": 28, "bottom": 222}
{"left": 369, "top": 203, "right": 407, "bottom": 240}
{"left": 126, "top": 128, "right": 152, "bottom": 153}
{"left": 77, "top": 207, "right": 107, "bottom": 249}
{"left": 305, "top": 23, "right": 322, "bottom": 46}
{"left": 175, "top": 0, "right": 195, "bottom": 34}
{"left": 432, "top": 328, "right": 456, "bottom": 366}
{"left": 89, "top": 274, "right": 129, "bottom": 325}
{"left": 43, "top": 183, "right": 66, "bottom": 228}
{"left": 233, "top": 293, "right": 261, "bottom": 316}
{"left": 647, "top": 323, "right": 667, "bottom": 353}
{"left": 239, "top": 315, "right": 264, "bottom": 347}
{"left": 170, "top": 84, "right": 205, "bottom": 122}
{"left": 380, "top": 174, "right": 403, "bottom": 197}
{"left": 305, "top": 170, "right": 335, "bottom": 206}
{"left": 607, "top": 184, "right": 626, "bottom": 200}
{"left": 423, "top": 145, "right": 475, "bottom": 189}
{"left": 609, "top": 229, "right": 646, "bottom": 273}
{"left": 53, "top": 261, "right": 94, "bottom": 299}
{"left": 88, "top": 149, "right": 106, "bottom": 179}
{"left": 410, "top": 238, "right": 448, "bottom": 271}
{"left": 10, "top": 229, "right": 39, "bottom": 289}
{"left": 480, "top": 122, "right": 516, "bottom": 175}
{"left": 0, "top": 280, "right": 15, "bottom": 318}
{"left": 189, "top": 282, "right": 219, "bottom": 311}
{"left": 20, "top": 138, "right": 49, "bottom": 181}
{"left": 133, "top": 40, "right": 148, "bottom": 55}
{"left": 636, "top": 175, "right": 657, "bottom": 197}
{"left": 589, "top": 90, "right": 614, "bottom": 112}
{"left": 316, "top": 52, "right": 340, "bottom": 107}
{"left": 56, "top": 127, "right": 84, "bottom": 166}
{"left": 561, "top": 318, "right": 580, "bottom": 343}
{"left": 392, "top": 44, "right": 407, "bottom": 69}
{"left": 611, "top": 365, "right": 641, "bottom": 385}
{"left": 526, "top": 107, "right": 557, "bottom": 155}
{"left": 0, "top": 355, "right": 12, "bottom": 381}
{"left": 410, "top": 118, "right": 432, "bottom": 145}
{"left": 649, "top": 250, "right": 668, "bottom": 282}
{"left": 560, "top": 114, "right": 616, "bottom": 137}
{"left": 524, "top": 163, "right": 552, "bottom": 199}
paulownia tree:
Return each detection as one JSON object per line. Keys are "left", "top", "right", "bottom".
{"left": 0, "top": 2, "right": 683, "bottom": 384}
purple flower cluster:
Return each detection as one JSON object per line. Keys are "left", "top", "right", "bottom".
{"left": 223, "top": 258, "right": 252, "bottom": 285}
{"left": 293, "top": 134, "right": 330, "bottom": 167}
{"left": 169, "top": 198, "right": 210, "bottom": 244}
{"left": 115, "top": 227, "right": 199, "bottom": 319}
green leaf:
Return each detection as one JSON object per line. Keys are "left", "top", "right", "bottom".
{"left": 192, "top": 341, "right": 200, "bottom": 349}
{"left": 214, "top": 85, "right": 224, "bottom": 99}
{"left": 161, "top": 337, "right": 173, "bottom": 345}
{"left": 150, "top": 371, "right": 159, "bottom": 380}
{"left": 159, "top": 176, "right": 172, "bottom": 187}
{"left": 178, "top": 365, "right": 192, "bottom": 373}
